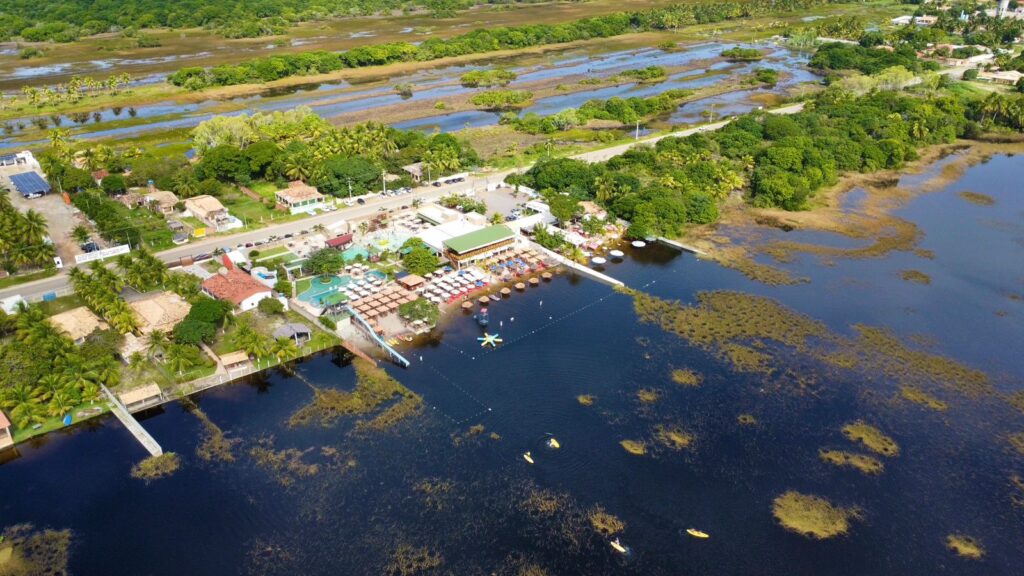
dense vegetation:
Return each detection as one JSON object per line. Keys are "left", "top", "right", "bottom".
{"left": 0, "top": 0, "right": 507, "bottom": 42}
{"left": 721, "top": 46, "right": 763, "bottom": 61}
{"left": 0, "top": 192, "right": 55, "bottom": 274}
{"left": 510, "top": 88, "right": 975, "bottom": 238}
{"left": 168, "top": 0, "right": 846, "bottom": 89}
{"left": 810, "top": 43, "right": 938, "bottom": 75}
{"left": 68, "top": 264, "right": 140, "bottom": 334}
{"left": 501, "top": 89, "right": 693, "bottom": 133}
{"left": 460, "top": 69, "right": 517, "bottom": 88}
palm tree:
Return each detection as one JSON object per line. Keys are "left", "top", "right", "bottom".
{"left": 1, "top": 382, "right": 49, "bottom": 429}
{"left": 71, "top": 225, "right": 91, "bottom": 244}
{"left": 271, "top": 337, "right": 300, "bottom": 362}
{"left": 146, "top": 329, "right": 169, "bottom": 359}
{"left": 164, "top": 344, "right": 196, "bottom": 377}
{"left": 41, "top": 374, "right": 77, "bottom": 418}
{"left": 19, "top": 210, "right": 48, "bottom": 244}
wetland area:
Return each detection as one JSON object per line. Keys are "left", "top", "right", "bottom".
{"left": 0, "top": 143, "right": 1021, "bottom": 574}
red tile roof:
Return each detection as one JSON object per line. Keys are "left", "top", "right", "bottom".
{"left": 326, "top": 233, "right": 353, "bottom": 248}
{"left": 202, "top": 269, "right": 270, "bottom": 306}
{"left": 91, "top": 169, "right": 109, "bottom": 181}
{"left": 0, "top": 410, "right": 10, "bottom": 429}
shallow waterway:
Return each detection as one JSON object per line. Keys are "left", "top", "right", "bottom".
{"left": 0, "top": 148, "right": 1021, "bottom": 575}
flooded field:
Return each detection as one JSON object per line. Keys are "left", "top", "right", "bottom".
{"left": 0, "top": 147, "right": 1020, "bottom": 574}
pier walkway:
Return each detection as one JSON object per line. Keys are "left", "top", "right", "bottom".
{"left": 529, "top": 242, "right": 624, "bottom": 288}
{"left": 345, "top": 306, "right": 411, "bottom": 367}
{"left": 101, "top": 385, "right": 163, "bottom": 457}
{"left": 656, "top": 237, "right": 707, "bottom": 256}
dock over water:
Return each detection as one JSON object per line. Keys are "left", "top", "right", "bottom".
{"left": 529, "top": 242, "right": 625, "bottom": 288}
{"left": 101, "top": 385, "right": 163, "bottom": 457}
{"left": 656, "top": 237, "right": 707, "bottom": 256}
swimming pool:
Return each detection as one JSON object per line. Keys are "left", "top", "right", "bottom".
{"left": 298, "top": 271, "right": 388, "bottom": 306}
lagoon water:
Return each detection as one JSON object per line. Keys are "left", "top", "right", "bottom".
{"left": 0, "top": 151, "right": 1022, "bottom": 574}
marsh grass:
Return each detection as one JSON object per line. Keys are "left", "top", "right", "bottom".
{"left": 183, "top": 400, "right": 241, "bottom": 462}
{"left": 289, "top": 358, "right": 421, "bottom": 429}
{"left": 249, "top": 438, "right": 321, "bottom": 487}
{"left": 587, "top": 507, "right": 625, "bottom": 536}
{"left": 842, "top": 421, "right": 899, "bottom": 457}
{"left": 958, "top": 191, "right": 995, "bottom": 206}
{"left": 819, "top": 449, "right": 884, "bottom": 475}
{"left": 1011, "top": 474, "right": 1024, "bottom": 508}
{"left": 946, "top": 534, "right": 985, "bottom": 559}
{"left": 576, "top": 394, "right": 595, "bottom": 406}
{"left": 1007, "top": 432, "right": 1024, "bottom": 456}
{"left": 130, "top": 453, "right": 181, "bottom": 482}
{"left": 899, "top": 386, "right": 948, "bottom": 411}
{"left": 386, "top": 544, "right": 443, "bottom": 576}
{"left": 414, "top": 478, "right": 456, "bottom": 512}
{"left": 0, "top": 524, "right": 71, "bottom": 576}
{"left": 737, "top": 414, "right": 757, "bottom": 425}
{"left": 620, "top": 439, "right": 647, "bottom": 456}
{"left": 772, "top": 491, "right": 860, "bottom": 540}
{"left": 636, "top": 388, "right": 661, "bottom": 403}
{"left": 654, "top": 424, "right": 694, "bottom": 451}
{"left": 671, "top": 368, "right": 702, "bottom": 387}
{"left": 900, "top": 270, "right": 931, "bottom": 285}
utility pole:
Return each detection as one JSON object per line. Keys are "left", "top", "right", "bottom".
{"left": 381, "top": 170, "right": 387, "bottom": 196}
{"left": 635, "top": 120, "right": 640, "bottom": 141}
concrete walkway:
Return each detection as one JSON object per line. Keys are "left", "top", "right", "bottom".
{"left": 101, "top": 385, "right": 163, "bottom": 457}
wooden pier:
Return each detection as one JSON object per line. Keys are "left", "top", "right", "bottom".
{"left": 656, "top": 237, "right": 707, "bottom": 256}
{"left": 101, "top": 385, "right": 163, "bottom": 457}
{"left": 529, "top": 242, "right": 625, "bottom": 288}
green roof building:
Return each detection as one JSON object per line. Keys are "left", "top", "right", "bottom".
{"left": 442, "top": 224, "right": 517, "bottom": 269}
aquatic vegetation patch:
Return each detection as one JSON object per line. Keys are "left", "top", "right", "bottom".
{"left": 519, "top": 488, "right": 569, "bottom": 518}
{"left": 899, "top": 386, "right": 948, "bottom": 411}
{"left": 1007, "top": 391, "right": 1024, "bottom": 414}
{"left": 737, "top": 414, "right": 757, "bottom": 425}
{"left": 654, "top": 424, "right": 694, "bottom": 451}
{"left": 357, "top": 396, "right": 424, "bottom": 432}
{"left": 249, "top": 438, "right": 320, "bottom": 487}
{"left": 451, "top": 423, "right": 488, "bottom": 446}
{"left": 576, "top": 394, "right": 595, "bottom": 406}
{"left": 414, "top": 478, "right": 456, "bottom": 512}
{"left": 671, "top": 368, "right": 702, "bottom": 387}
{"left": 636, "top": 388, "right": 661, "bottom": 403}
{"left": 289, "top": 358, "right": 421, "bottom": 428}
{"left": 900, "top": 270, "right": 931, "bottom": 285}
{"left": 945, "top": 534, "right": 985, "bottom": 559}
{"left": 587, "top": 507, "right": 625, "bottom": 536}
{"left": 841, "top": 421, "right": 900, "bottom": 457}
{"left": 184, "top": 401, "right": 241, "bottom": 463}
{"left": 706, "top": 246, "right": 807, "bottom": 286}
{"left": 1007, "top": 432, "right": 1024, "bottom": 456}
{"left": 1011, "top": 474, "right": 1024, "bottom": 508}
{"left": 958, "top": 191, "right": 995, "bottom": 206}
{"left": 130, "top": 452, "right": 181, "bottom": 482}
{"left": 620, "top": 439, "right": 647, "bottom": 456}
{"left": 385, "top": 544, "right": 443, "bottom": 576}
{"left": 818, "top": 449, "right": 884, "bottom": 475}
{"left": 772, "top": 491, "right": 860, "bottom": 540}
{"left": 0, "top": 524, "right": 72, "bottom": 576}
{"left": 720, "top": 343, "right": 775, "bottom": 375}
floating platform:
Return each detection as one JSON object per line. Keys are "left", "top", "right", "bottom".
{"left": 609, "top": 250, "right": 624, "bottom": 259}
{"left": 461, "top": 301, "right": 474, "bottom": 310}
{"left": 478, "top": 296, "right": 491, "bottom": 305}
{"left": 591, "top": 256, "right": 607, "bottom": 265}
{"left": 631, "top": 240, "right": 646, "bottom": 248}
{"left": 541, "top": 272, "right": 553, "bottom": 281}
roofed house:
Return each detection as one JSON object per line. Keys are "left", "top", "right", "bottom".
{"left": 121, "top": 292, "right": 192, "bottom": 357}
{"left": 146, "top": 190, "right": 180, "bottom": 215}
{"left": 0, "top": 410, "right": 13, "bottom": 449}
{"left": 325, "top": 232, "right": 354, "bottom": 249}
{"left": 272, "top": 322, "right": 312, "bottom": 344}
{"left": 49, "top": 306, "right": 107, "bottom": 344}
{"left": 443, "top": 224, "right": 517, "bottom": 269}
{"left": 184, "top": 195, "right": 242, "bottom": 232}
{"left": 402, "top": 162, "right": 424, "bottom": 183}
{"left": 202, "top": 268, "right": 274, "bottom": 312}
{"left": 219, "top": 350, "right": 251, "bottom": 370}
{"left": 8, "top": 172, "right": 51, "bottom": 199}
{"left": 118, "top": 384, "right": 163, "bottom": 411}
{"left": 276, "top": 181, "right": 325, "bottom": 215}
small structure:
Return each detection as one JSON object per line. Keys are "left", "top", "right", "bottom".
{"left": 118, "top": 384, "right": 163, "bottom": 412}
{"left": 91, "top": 169, "right": 109, "bottom": 185}
{"left": 8, "top": 172, "right": 51, "bottom": 198}
{"left": 396, "top": 274, "right": 425, "bottom": 291}
{"left": 121, "top": 292, "right": 192, "bottom": 357}
{"left": 419, "top": 218, "right": 484, "bottom": 254}
{"left": 891, "top": 14, "right": 937, "bottom": 26}
{"left": 273, "top": 322, "right": 312, "bottom": 344}
{"left": 145, "top": 190, "right": 180, "bottom": 215}
{"left": 0, "top": 294, "right": 27, "bottom": 315}
{"left": 116, "top": 192, "right": 144, "bottom": 208}
{"left": 325, "top": 232, "right": 354, "bottom": 250}
{"left": 49, "top": 306, "right": 107, "bottom": 344}
{"left": 202, "top": 268, "right": 274, "bottom": 312}
{"left": 0, "top": 410, "right": 13, "bottom": 449}
{"left": 219, "top": 350, "right": 250, "bottom": 370}
{"left": 579, "top": 201, "right": 608, "bottom": 221}
{"left": 443, "top": 225, "right": 517, "bottom": 269}
{"left": 0, "top": 151, "right": 37, "bottom": 169}
{"left": 417, "top": 203, "right": 462, "bottom": 226}
{"left": 184, "top": 195, "right": 242, "bottom": 232}
{"left": 276, "top": 181, "right": 326, "bottom": 215}
{"left": 402, "top": 162, "right": 425, "bottom": 183}
{"left": 978, "top": 69, "right": 1024, "bottom": 85}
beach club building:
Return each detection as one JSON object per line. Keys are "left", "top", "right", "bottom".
{"left": 202, "top": 268, "right": 277, "bottom": 312}
{"left": 442, "top": 224, "right": 517, "bottom": 269}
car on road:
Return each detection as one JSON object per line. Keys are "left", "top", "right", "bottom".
{"left": 357, "top": 198, "right": 366, "bottom": 204}
{"left": 245, "top": 242, "right": 254, "bottom": 248}
{"left": 284, "top": 233, "right": 293, "bottom": 239}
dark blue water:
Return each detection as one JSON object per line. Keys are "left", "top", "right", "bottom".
{"left": 1, "top": 150, "right": 1022, "bottom": 574}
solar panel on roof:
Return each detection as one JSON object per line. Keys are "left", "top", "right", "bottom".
{"left": 9, "top": 172, "right": 51, "bottom": 196}
{"left": 0, "top": 154, "right": 17, "bottom": 164}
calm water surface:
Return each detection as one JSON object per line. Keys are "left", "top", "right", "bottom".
{"left": 0, "top": 150, "right": 1021, "bottom": 574}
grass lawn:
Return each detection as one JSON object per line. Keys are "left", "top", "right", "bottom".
{"left": 0, "top": 267, "right": 58, "bottom": 290}
{"left": 249, "top": 181, "right": 279, "bottom": 201}
{"left": 211, "top": 308, "right": 338, "bottom": 356}
{"left": 11, "top": 400, "right": 109, "bottom": 444}
{"left": 295, "top": 277, "right": 313, "bottom": 295}
{"left": 38, "top": 294, "right": 86, "bottom": 316}
{"left": 253, "top": 245, "right": 291, "bottom": 260}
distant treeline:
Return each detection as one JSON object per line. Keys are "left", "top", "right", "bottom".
{"left": 168, "top": 0, "right": 846, "bottom": 90}
{"left": 0, "top": 0, "right": 514, "bottom": 42}
{"left": 810, "top": 43, "right": 939, "bottom": 75}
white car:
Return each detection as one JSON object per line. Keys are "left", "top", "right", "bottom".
{"left": 53, "top": 256, "right": 63, "bottom": 269}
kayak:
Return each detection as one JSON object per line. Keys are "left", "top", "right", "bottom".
{"left": 523, "top": 451, "right": 534, "bottom": 464}
{"left": 686, "top": 528, "right": 710, "bottom": 539}
{"left": 610, "top": 538, "right": 627, "bottom": 553}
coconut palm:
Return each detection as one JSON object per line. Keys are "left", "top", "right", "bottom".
{"left": 271, "top": 337, "right": 300, "bottom": 362}
{"left": 19, "top": 210, "right": 47, "bottom": 244}
{"left": 1, "top": 382, "right": 49, "bottom": 428}
{"left": 164, "top": 344, "right": 197, "bottom": 377}
{"left": 146, "top": 329, "right": 169, "bottom": 359}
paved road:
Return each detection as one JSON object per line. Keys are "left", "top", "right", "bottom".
{"left": 0, "top": 102, "right": 805, "bottom": 301}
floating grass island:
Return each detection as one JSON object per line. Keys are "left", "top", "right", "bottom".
{"left": 620, "top": 439, "right": 647, "bottom": 456}
{"left": 899, "top": 386, "right": 948, "bottom": 411}
{"left": 289, "top": 358, "right": 421, "bottom": 429}
{"left": 958, "top": 191, "right": 996, "bottom": 206}
{"left": 772, "top": 491, "right": 860, "bottom": 540}
{"left": 576, "top": 394, "right": 595, "bottom": 406}
{"left": 900, "top": 270, "right": 932, "bottom": 285}
{"left": 819, "top": 449, "right": 885, "bottom": 475}
{"left": 386, "top": 544, "right": 443, "bottom": 576}
{"left": 588, "top": 507, "right": 625, "bottom": 536}
{"left": 0, "top": 524, "right": 72, "bottom": 576}
{"left": 737, "top": 414, "right": 758, "bottom": 426}
{"left": 671, "top": 368, "right": 702, "bottom": 387}
{"left": 842, "top": 421, "right": 900, "bottom": 457}
{"left": 636, "top": 388, "right": 661, "bottom": 403}
{"left": 130, "top": 453, "right": 181, "bottom": 482}
{"left": 946, "top": 534, "right": 985, "bottom": 559}
{"left": 654, "top": 424, "right": 694, "bottom": 451}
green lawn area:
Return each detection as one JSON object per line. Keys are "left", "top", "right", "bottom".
{"left": 0, "top": 267, "right": 58, "bottom": 289}
{"left": 11, "top": 400, "right": 108, "bottom": 444}
{"left": 210, "top": 308, "right": 338, "bottom": 357}
{"left": 249, "top": 181, "right": 279, "bottom": 201}
{"left": 253, "top": 245, "right": 291, "bottom": 260}
{"left": 295, "top": 277, "right": 313, "bottom": 295}
{"left": 37, "top": 293, "right": 86, "bottom": 316}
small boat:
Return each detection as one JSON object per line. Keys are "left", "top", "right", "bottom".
{"left": 591, "top": 257, "right": 606, "bottom": 265}
{"left": 547, "top": 437, "right": 561, "bottom": 449}
{"left": 609, "top": 249, "right": 624, "bottom": 259}
{"left": 686, "top": 528, "right": 710, "bottom": 539}
{"left": 631, "top": 240, "right": 646, "bottom": 248}
{"left": 523, "top": 451, "right": 534, "bottom": 464}
{"left": 610, "top": 538, "right": 627, "bottom": 554}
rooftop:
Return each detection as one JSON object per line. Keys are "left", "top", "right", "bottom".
{"left": 49, "top": 306, "right": 107, "bottom": 341}
{"left": 202, "top": 269, "right": 271, "bottom": 306}
{"left": 119, "top": 384, "right": 162, "bottom": 407}
{"left": 273, "top": 322, "right": 312, "bottom": 340}
{"left": 129, "top": 292, "right": 191, "bottom": 334}
{"left": 185, "top": 195, "right": 226, "bottom": 216}
{"left": 444, "top": 224, "right": 515, "bottom": 254}
{"left": 9, "top": 172, "right": 51, "bottom": 197}
{"left": 278, "top": 181, "right": 324, "bottom": 203}
{"left": 146, "top": 189, "right": 179, "bottom": 205}
{"left": 220, "top": 350, "right": 250, "bottom": 366}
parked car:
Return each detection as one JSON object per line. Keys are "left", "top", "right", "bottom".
{"left": 53, "top": 256, "right": 63, "bottom": 269}
{"left": 284, "top": 233, "right": 294, "bottom": 239}
{"left": 357, "top": 198, "right": 366, "bottom": 205}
